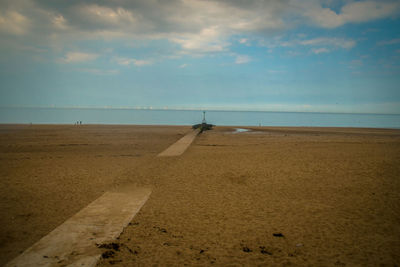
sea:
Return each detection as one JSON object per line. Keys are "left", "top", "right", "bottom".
{"left": 0, "top": 107, "right": 399, "bottom": 129}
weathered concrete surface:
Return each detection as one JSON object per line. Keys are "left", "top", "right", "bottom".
{"left": 6, "top": 187, "right": 151, "bottom": 267}
{"left": 158, "top": 129, "right": 200, "bottom": 157}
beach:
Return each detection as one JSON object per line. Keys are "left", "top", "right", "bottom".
{"left": 0, "top": 125, "right": 399, "bottom": 266}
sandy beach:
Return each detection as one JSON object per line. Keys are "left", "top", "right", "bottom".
{"left": 0, "top": 124, "right": 399, "bottom": 266}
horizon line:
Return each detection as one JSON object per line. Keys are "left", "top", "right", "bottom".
{"left": 0, "top": 105, "right": 399, "bottom": 116}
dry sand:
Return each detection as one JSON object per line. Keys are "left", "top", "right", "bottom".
{"left": 0, "top": 124, "right": 399, "bottom": 266}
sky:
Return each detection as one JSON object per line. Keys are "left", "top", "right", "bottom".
{"left": 0, "top": 0, "right": 400, "bottom": 114}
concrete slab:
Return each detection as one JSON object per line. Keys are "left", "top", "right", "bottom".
{"left": 6, "top": 187, "right": 151, "bottom": 267}
{"left": 158, "top": 129, "right": 200, "bottom": 157}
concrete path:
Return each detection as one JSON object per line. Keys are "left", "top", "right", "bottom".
{"left": 6, "top": 187, "right": 151, "bottom": 267}
{"left": 158, "top": 129, "right": 200, "bottom": 157}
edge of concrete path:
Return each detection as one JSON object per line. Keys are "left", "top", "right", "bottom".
{"left": 6, "top": 187, "right": 151, "bottom": 267}
{"left": 158, "top": 129, "right": 200, "bottom": 157}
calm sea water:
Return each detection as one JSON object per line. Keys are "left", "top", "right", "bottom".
{"left": 0, "top": 107, "right": 399, "bottom": 129}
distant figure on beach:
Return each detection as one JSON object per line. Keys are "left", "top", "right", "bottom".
{"left": 80, "top": 121, "right": 82, "bottom": 125}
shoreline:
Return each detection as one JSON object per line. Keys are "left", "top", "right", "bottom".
{"left": 0, "top": 123, "right": 399, "bottom": 131}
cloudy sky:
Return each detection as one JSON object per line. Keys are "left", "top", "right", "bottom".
{"left": 0, "top": 0, "right": 400, "bottom": 114}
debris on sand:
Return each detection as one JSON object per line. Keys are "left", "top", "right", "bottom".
{"left": 273, "top": 233, "right": 284, "bottom": 237}
{"left": 101, "top": 251, "right": 115, "bottom": 259}
{"left": 97, "top": 243, "right": 120, "bottom": 251}
{"left": 259, "top": 246, "right": 272, "bottom": 255}
{"left": 98, "top": 242, "right": 120, "bottom": 260}
{"left": 242, "top": 247, "right": 252, "bottom": 253}
{"left": 153, "top": 226, "right": 167, "bottom": 233}
{"left": 109, "top": 259, "right": 122, "bottom": 265}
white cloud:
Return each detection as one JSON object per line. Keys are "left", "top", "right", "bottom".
{"left": 179, "top": 63, "right": 188, "bottom": 68}
{"left": 133, "top": 59, "right": 152, "bottom": 66}
{"left": 0, "top": 10, "right": 29, "bottom": 35}
{"left": 341, "top": 1, "right": 400, "bottom": 23}
{"left": 302, "top": 4, "right": 344, "bottom": 28}
{"left": 287, "top": 50, "right": 302, "bottom": 56}
{"left": 312, "top": 47, "right": 329, "bottom": 54}
{"left": 348, "top": 59, "right": 363, "bottom": 68}
{"left": 115, "top": 57, "right": 134, "bottom": 65}
{"left": 301, "top": 1, "right": 400, "bottom": 28}
{"left": 263, "top": 36, "right": 356, "bottom": 53}
{"left": 1, "top": 0, "right": 399, "bottom": 58}
{"left": 0, "top": 0, "right": 291, "bottom": 56}
{"left": 114, "top": 57, "right": 152, "bottom": 66}
{"left": 267, "top": 69, "right": 286, "bottom": 74}
{"left": 300, "top": 37, "right": 356, "bottom": 49}
{"left": 260, "top": 35, "right": 356, "bottom": 51}
{"left": 79, "top": 68, "right": 119, "bottom": 75}
{"left": 351, "top": 59, "right": 363, "bottom": 65}
{"left": 170, "top": 27, "right": 229, "bottom": 54}
{"left": 235, "top": 55, "right": 251, "bottom": 64}
{"left": 59, "top": 52, "right": 99, "bottom": 63}
{"left": 52, "top": 14, "right": 68, "bottom": 30}
{"left": 77, "top": 4, "right": 136, "bottom": 27}
{"left": 378, "top": 38, "right": 400, "bottom": 45}
{"left": 169, "top": 0, "right": 286, "bottom": 32}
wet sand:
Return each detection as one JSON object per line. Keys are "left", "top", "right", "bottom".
{"left": 0, "top": 125, "right": 399, "bottom": 266}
